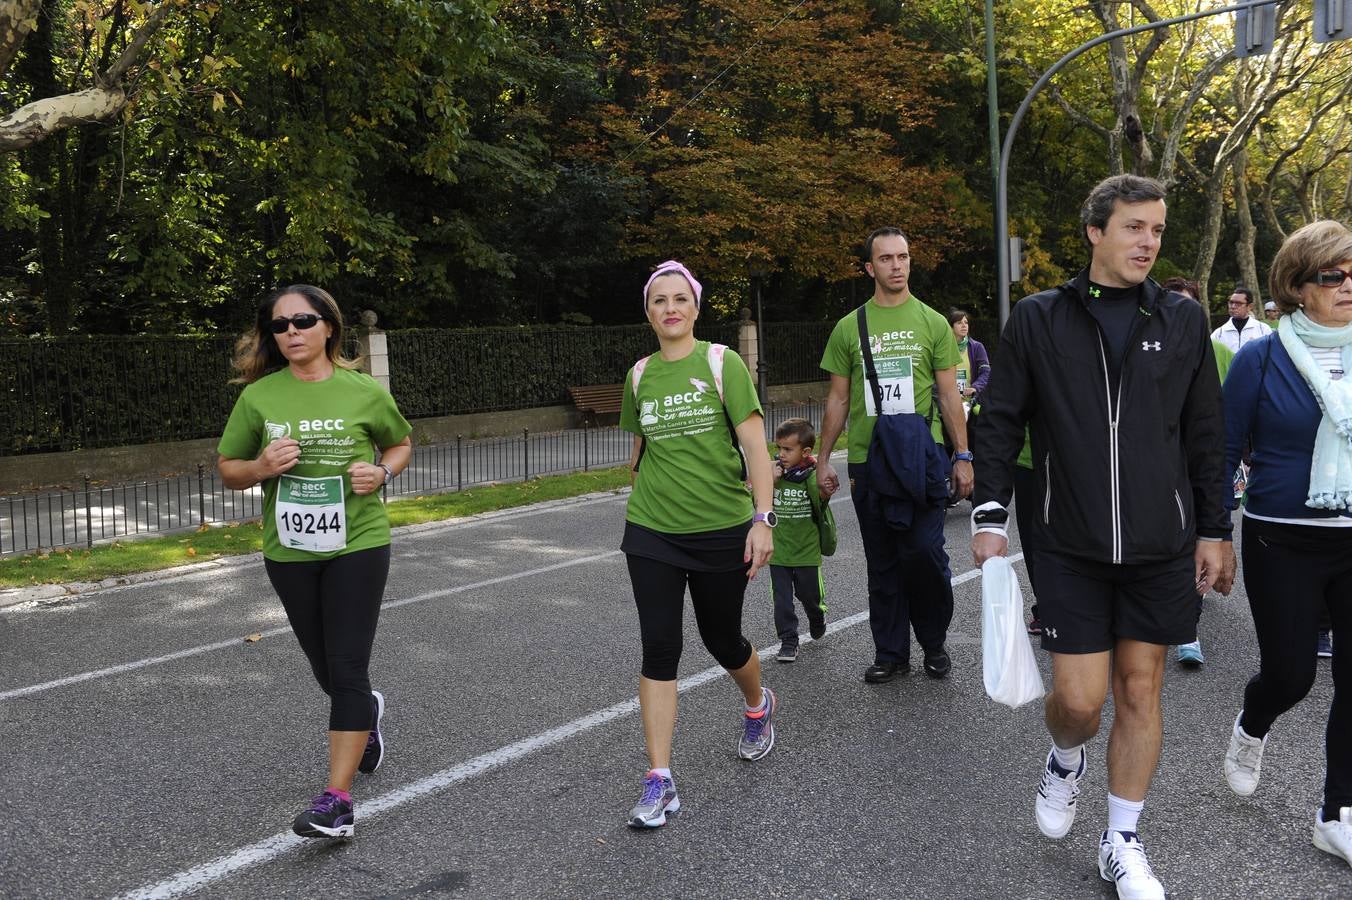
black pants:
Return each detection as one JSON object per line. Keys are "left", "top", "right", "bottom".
{"left": 1239, "top": 517, "right": 1352, "bottom": 814}
{"left": 265, "top": 545, "right": 390, "bottom": 731}
{"left": 770, "top": 565, "right": 825, "bottom": 644}
{"left": 848, "top": 462, "right": 953, "bottom": 664}
{"left": 626, "top": 555, "right": 754, "bottom": 681}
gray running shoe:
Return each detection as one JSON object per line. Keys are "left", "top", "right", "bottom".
{"left": 738, "top": 687, "right": 777, "bottom": 760}
{"left": 776, "top": 642, "right": 798, "bottom": 663}
{"left": 627, "top": 771, "right": 679, "bottom": 828}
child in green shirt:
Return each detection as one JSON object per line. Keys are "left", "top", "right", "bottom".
{"left": 769, "top": 418, "right": 830, "bottom": 662}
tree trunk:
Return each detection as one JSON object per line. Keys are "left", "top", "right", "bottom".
{"left": 1233, "top": 149, "right": 1260, "bottom": 299}
{"left": 1192, "top": 168, "right": 1228, "bottom": 311}
{"left": 13, "top": 2, "right": 74, "bottom": 333}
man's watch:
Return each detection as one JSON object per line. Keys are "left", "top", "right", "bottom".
{"left": 379, "top": 463, "right": 393, "bottom": 485}
{"left": 752, "top": 511, "right": 778, "bottom": 528}
{"left": 954, "top": 451, "right": 974, "bottom": 462}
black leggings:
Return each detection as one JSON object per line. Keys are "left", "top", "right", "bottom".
{"left": 1238, "top": 517, "right": 1352, "bottom": 814}
{"left": 265, "top": 545, "right": 390, "bottom": 731}
{"left": 626, "top": 555, "right": 754, "bottom": 681}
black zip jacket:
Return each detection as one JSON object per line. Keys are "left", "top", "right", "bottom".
{"left": 972, "top": 270, "right": 1231, "bottom": 564}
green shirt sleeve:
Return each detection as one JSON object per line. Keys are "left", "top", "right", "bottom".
{"left": 217, "top": 387, "right": 261, "bottom": 460}
{"left": 931, "top": 311, "right": 961, "bottom": 371}
{"left": 820, "top": 315, "right": 856, "bottom": 379}
{"left": 366, "top": 379, "right": 413, "bottom": 449}
{"left": 719, "top": 348, "right": 762, "bottom": 426}
{"left": 619, "top": 363, "right": 640, "bottom": 434}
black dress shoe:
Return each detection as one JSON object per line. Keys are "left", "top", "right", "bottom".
{"left": 863, "top": 661, "right": 909, "bottom": 683}
{"left": 923, "top": 646, "right": 952, "bottom": 679}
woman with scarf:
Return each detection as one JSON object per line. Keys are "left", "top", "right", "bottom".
{"left": 1220, "top": 221, "right": 1352, "bottom": 866}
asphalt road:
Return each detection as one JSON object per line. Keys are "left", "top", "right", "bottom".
{"left": 1, "top": 484, "right": 1346, "bottom": 899}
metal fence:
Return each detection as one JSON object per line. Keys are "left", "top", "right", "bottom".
{"left": 0, "top": 400, "right": 827, "bottom": 556}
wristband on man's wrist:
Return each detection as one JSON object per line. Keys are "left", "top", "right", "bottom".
{"left": 954, "top": 451, "right": 974, "bottom": 462}
{"left": 379, "top": 463, "right": 393, "bottom": 485}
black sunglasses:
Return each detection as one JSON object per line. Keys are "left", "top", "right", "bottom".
{"left": 268, "top": 313, "right": 325, "bottom": 334}
{"left": 1312, "top": 267, "right": 1352, "bottom": 288}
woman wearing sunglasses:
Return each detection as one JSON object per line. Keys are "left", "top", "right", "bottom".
{"left": 1219, "top": 221, "right": 1352, "bottom": 865}
{"left": 217, "top": 285, "right": 411, "bottom": 839}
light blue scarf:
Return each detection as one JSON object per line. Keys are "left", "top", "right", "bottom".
{"left": 1279, "top": 311, "right": 1352, "bottom": 509}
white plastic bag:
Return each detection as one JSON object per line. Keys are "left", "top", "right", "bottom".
{"left": 981, "top": 556, "right": 1045, "bottom": 708}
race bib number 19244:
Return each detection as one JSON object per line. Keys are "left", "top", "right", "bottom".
{"left": 276, "top": 474, "right": 347, "bottom": 552}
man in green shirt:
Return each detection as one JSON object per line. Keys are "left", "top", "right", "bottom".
{"left": 817, "top": 227, "right": 973, "bottom": 683}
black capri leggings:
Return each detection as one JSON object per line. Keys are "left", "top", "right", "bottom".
{"left": 1239, "top": 517, "right": 1352, "bottom": 814}
{"left": 265, "top": 545, "right": 391, "bottom": 731}
{"left": 626, "top": 555, "right": 754, "bottom": 681}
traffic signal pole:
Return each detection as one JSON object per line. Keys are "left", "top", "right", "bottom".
{"left": 995, "top": 0, "right": 1281, "bottom": 328}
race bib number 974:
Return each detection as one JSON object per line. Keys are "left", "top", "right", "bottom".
{"left": 276, "top": 474, "right": 347, "bottom": 552}
{"left": 863, "top": 356, "right": 916, "bottom": 416}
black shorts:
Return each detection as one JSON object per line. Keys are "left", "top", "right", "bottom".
{"left": 1027, "top": 549, "right": 1196, "bottom": 653}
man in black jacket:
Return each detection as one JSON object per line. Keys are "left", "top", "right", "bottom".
{"left": 971, "top": 175, "right": 1234, "bottom": 900}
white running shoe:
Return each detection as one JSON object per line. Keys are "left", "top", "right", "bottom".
{"left": 1313, "top": 807, "right": 1352, "bottom": 865}
{"left": 1035, "top": 746, "right": 1084, "bottom": 839}
{"left": 1223, "top": 710, "right": 1266, "bottom": 797}
{"left": 1098, "top": 830, "right": 1165, "bottom": 900}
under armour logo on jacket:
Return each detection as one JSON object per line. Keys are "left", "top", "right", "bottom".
{"left": 1141, "top": 341, "right": 1162, "bottom": 351}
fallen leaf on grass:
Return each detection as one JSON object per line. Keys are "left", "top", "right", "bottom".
{"left": 186, "top": 547, "right": 197, "bottom": 557}
{"left": 197, "top": 524, "right": 211, "bottom": 533}
{"left": 244, "top": 633, "right": 262, "bottom": 643}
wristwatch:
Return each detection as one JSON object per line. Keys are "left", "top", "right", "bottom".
{"left": 379, "top": 463, "right": 393, "bottom": 485}
{"left": 954, "top": 451, "right": 975, "bottom": 462}
{"left": 752, "top": 510, "right": 778, "bottom": 528}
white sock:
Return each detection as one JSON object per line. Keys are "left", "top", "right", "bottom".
{"left": 1051, "top": 742, "right": 1083, "bottom": 772}
{"left": 1108, "top": 793, "right": 1144, "bottom": 834}
{"left": 745, "top": 691, "right": 768, "bottom": 715}
{"left": 650, "top": 767, "right": 672, "bottom": 780}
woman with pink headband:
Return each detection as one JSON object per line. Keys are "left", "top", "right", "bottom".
{"left": 619, "top": 260, "right": 779, "bottom": 828}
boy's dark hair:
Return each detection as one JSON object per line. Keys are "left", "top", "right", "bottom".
{"left": 775, "top": 417, "right": 816, "bottom": 448}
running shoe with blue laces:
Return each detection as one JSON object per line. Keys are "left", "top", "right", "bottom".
{"left": 738, "top": 687, "right": 777, "bottom": 760}
{"left": 627, "top": 771, "right": 679, "bottom": 828}
{"left": 292, "top": 790, "right": 355, "bottom": 838}
{"left": 358, "top": 689, "right": 385, "bottom": 774}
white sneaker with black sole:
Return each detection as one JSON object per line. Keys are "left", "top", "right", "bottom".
{"left": 1223, "top": 710, "right": 1265, "bottom": 796}
{"left": 1098, "top": 830, "right": 1165, "bottom": 900}
{"left": 1035, "top": 746, "right": 1084, "bottom": 839}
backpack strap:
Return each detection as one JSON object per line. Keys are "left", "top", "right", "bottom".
{"left": 631, "top": 354, "right": 652, "bottom": 397}
{"left": 707, "top": 343, "right": 727, "bottom": 403}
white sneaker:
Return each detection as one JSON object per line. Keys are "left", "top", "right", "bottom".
{"left": 1223, "top": 710, "right": 1266, "bottom": 796}
{"left": 1035, "top": 746, "right": 1084, "bottom": 839}
{"left": 1098, "top": 830, "right": 1165, "bottom": 900}
{"left": 1313, "top": 807, "right": 1352, "bottom": 865}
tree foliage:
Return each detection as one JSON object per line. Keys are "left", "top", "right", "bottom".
{"left": 2, "top": 0, "right": 1351, "bottom": 335}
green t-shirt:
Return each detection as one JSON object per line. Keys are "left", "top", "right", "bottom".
{"left": 217, "top": 366, "right": 412, "bottom": 562}
{"left": 620, "top": 342, "right": 762, "bottom": 533}
{"left": 820, "top": 296, "right": 961, "bottom": 463}
{"left": 770, "top": 468, "right": 822, "bottom": 568}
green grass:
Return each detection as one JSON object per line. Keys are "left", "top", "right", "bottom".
{"left": 0, "top": 466, "right": 632, "bottom": 589}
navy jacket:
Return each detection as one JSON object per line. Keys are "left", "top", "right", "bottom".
{"left": 865, "top": 413, "right": 950, "bottom": 529}
{"left": 1224, "top": 333, "right": 1352, "bottom": 523}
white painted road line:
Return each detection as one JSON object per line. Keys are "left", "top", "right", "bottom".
{"left": 116, "top": 556, "right": 1021, "bottom": 899}
{"left": 0, "top": 550, "right": 624, "bottom": 702}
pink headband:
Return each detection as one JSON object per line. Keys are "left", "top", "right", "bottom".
{"left": 643, "top": 260, "right": 702, "bottom": 310}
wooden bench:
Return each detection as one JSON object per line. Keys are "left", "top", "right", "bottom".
{"left": 568, "top": 383, "right": 626, "bottom": 425}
